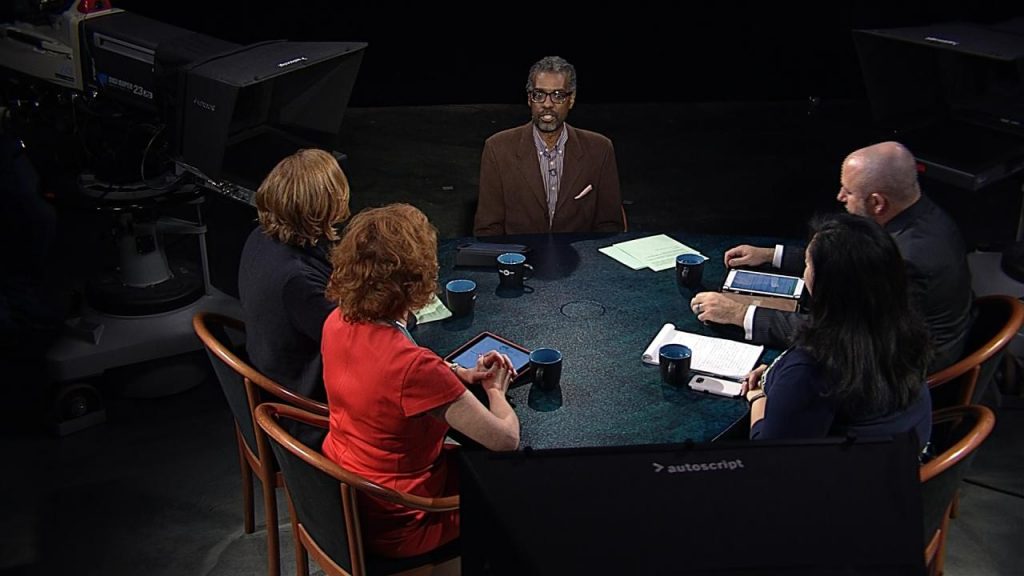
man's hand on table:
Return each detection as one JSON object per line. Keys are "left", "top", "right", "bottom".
{"left": 690, "top": 292, "right": 747, "bottom": 327}
{"left": 723, "top": 244, "right": 774, "bottom": 268}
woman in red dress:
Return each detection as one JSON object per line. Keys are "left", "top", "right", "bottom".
{"left": 322, "top": 203, "right": 519, "bottom": 558}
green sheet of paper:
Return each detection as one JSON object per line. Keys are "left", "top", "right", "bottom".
{"left": 413, "top": 293, "right": 452, "bottom": 324}
{"left": 598, "top": 245, "right": 646, "bottom": 270}
{"left": 601, "top": 234, "right": 705, "bottom": 272}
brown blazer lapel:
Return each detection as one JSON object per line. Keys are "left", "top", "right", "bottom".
{"left": 513, "top": 124, "right": 548, "bottom": 215}
{"left": 556, "top": 124, "right": 586, "bottom": 216}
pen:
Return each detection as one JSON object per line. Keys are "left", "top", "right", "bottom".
{"left": 574, "top": 184, "right": 593, "bottom": 200}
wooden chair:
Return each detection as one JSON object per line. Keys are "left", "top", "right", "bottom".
{"left": 192, "top": 311, "right": 329, "bottom": 576}
{"left": 927, "top": 295, "right": 1024, "bottom": 408}
{"left": 920, "top": 405, "right": 996, "bottom": 576}
{"left": 254, "top": 402, "right": 460, "bottom": 576}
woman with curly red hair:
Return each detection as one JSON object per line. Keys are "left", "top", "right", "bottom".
{"left": 321, "top": 203, "right": 519, "bottom": 558}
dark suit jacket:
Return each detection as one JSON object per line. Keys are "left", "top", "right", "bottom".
{"left": 752, "top": 196, "right": 973, "bottom": 372}
{"left": 238, "top": 228, "right": 334, "bottom": 404}
{"left": 473, "top": 123, "right": 623, "bottom": 236}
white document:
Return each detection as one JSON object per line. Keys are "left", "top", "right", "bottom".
{"left": 642, "top": 323, "right": 764, "bottom": 381}
{"left": 598, "top": 245, "right": 646, "bottom": 270}
{"left": 413, "top": 293, "right": 452, "bottom": 324}
{"left": 606, "top": 234, "right": 704, "bottom": 272}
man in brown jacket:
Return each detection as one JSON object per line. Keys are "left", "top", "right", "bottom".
{"left": 473, "top": 56, "right": 623, "bottom": 237}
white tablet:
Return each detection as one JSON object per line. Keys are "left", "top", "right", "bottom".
{"left": 723, "top": 269, "right": 804, "bottom": 300}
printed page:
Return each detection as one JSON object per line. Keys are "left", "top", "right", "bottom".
{"left": 642, "top": 324, "right": 763, "bottom": 380}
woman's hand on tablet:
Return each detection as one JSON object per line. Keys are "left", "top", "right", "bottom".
{"left": 461, "top": 350, "right": 516, "bottom": 384}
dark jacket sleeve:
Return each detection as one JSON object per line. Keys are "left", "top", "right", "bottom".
{"left": 473, "top": 140, "right": 506, "bottom": 237}
{"left": 592, "top": 139, "right": 624, "bottom": 233}
{"left": 282, "top": 269, "right": 334, "bottom": 343}
{"left": 751, "top": 308, "right": 807, "bottom": 348}
{"left": 778, "top": 244, "right": 807, "bottom": 275}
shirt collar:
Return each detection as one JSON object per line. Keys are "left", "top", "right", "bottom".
{"left": 883, "top": 195, "right": 929, "bottom": 234}
{"left": 532, "top": 124, "right": 569, "bottom": 155}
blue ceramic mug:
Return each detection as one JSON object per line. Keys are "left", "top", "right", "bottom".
{"left": 445, "top": 279, "right": 477, "bottom": 317}
{"left": 529, "top": 347, "right": 563, "bottom": 390}
{"left": 676, "top": 254, "right": 707, "bottom": 291}
{"left": 659, "top": 343, "right": 692, "bottom": 386}
{"left": 497, "top": 252, "right": 534, "bottom": 289}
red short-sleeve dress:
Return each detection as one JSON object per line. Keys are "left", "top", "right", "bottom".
{"left": 321, "top": 309, "right": 466, "bottom": 558}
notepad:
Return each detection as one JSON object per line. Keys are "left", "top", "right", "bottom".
{"left": 642, "top": 323, "right": 763, "bottom": 381}
{"left": 600, "top": 234, "right": 704, "bottom": 272}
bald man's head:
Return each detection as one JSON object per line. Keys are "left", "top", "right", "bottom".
{"left": 837, "top": 141, "right": 921, "bottom": 225}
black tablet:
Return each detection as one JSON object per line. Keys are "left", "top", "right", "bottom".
{"left": 445, "top": 332, "right": 532, "bottom": 374}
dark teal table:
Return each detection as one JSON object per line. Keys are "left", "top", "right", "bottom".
{"left": 411, "top": 232, "right": 779, "bottom": 449}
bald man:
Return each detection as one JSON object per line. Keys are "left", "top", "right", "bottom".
{"left": 692, "top": 141, "right": 973, "bottom": 372}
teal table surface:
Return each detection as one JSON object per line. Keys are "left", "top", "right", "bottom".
{"left": 411, "top": 232, "right": 784, "bottom": 449}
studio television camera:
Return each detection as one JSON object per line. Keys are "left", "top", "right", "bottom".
{"left": 0, "top": 0, "right": 366, "bottom": 432}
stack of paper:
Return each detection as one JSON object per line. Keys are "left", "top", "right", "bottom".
{"left": 642, "top": 323, "right": 763, "bottom": 381}
{"left": 599, "top": 234, "right": 704, "bottom": 271}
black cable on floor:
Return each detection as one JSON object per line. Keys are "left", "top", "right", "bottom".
{"left": 963, "top": 477, "right": 1024, "bottom": 499}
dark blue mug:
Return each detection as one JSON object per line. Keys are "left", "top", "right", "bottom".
{"left": 497, "top": 252, "right": 534, "bottom": 289}
{"left": 676, "top": 253, "right": 707, "bottom": 291}
{"left": 529, "top": 347, "right": 562, "bottom": 390}
{"left": 445, "top": 279, "right": 477, "bottom": 317}
{"left": 659, "top": 343, "right": 692, "bottom": 386}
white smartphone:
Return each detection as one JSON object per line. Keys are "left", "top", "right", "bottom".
{"left": 722, "top": 269, "right": 804, "bottom": 300}
{"left": 688, "top": 374, "right": 744, "bottom": 398}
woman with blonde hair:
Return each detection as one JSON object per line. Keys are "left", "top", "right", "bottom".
{"left": 238, "top": 149, "right": 350, "bottom": 415}
{"left": 322, "top": 203, "right": 519, "bottom": 558}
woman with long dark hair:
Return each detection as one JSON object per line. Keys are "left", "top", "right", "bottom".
{"left": 743, "top": 213, "right": 932, "bottom": 448}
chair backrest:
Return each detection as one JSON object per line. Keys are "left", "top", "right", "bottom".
{"left": 927, "top": 295, "right": 1024, "bottom": 407}
{"left": 254, "top": 402, "right": 459, "bottom": 576}
{"left": 919, "top": 405, "right": 995, "bottom": 549}
{"left": 192, "top": 312, "right": 327, "bottom": 456}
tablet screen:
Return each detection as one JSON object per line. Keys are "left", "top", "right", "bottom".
{"left": 450, "top": 335, "right": 531, "bottom": 373}
{"left": 729, "top": 270, "right": 800, "bottom": 297}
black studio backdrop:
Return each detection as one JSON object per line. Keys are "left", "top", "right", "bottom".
{"left": 112, "top": 1, "right": 1021, "bottom": 107}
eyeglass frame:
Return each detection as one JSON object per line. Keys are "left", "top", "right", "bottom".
{"left": 527, "top": 89, "right": 573, "bottom": 104}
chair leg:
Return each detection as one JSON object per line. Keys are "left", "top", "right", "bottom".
{"left": 936, "top": 504, "right": 953, "bottom": 576}
{"left": 1002, "top": 353, "right": 1021, "bottom": 396}
{"left": 261, "top": 471, "right": 281, "bottom": 576}
{"left": 285, "top": 487, "right": 309, "bottom": 576}
{"left": 950, "top": 491, "right": 960, "bottom": 519}
{"left": 238, "top": 433, "right": 255, "bottom": 534}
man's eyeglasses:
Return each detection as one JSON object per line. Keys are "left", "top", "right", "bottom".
{"left": 528, "top": 89, "right": 572, "bottom": 104}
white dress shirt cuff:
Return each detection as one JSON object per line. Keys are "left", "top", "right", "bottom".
{"left": 743, "top": 305, "right": 757, "bottom": 341}
{"left": 772, "top": 244, "right": 784, "bottom": 269}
